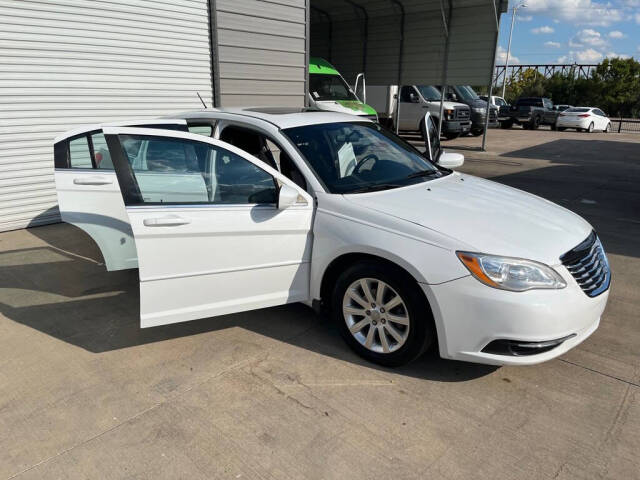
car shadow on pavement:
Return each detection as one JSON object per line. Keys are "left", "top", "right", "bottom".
{"left": 1, "top": 222, "right": 497, "bottom": 382}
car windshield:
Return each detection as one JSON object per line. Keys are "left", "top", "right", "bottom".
{"left": 309, "top": 74, "right": 358, "bottom": 102}
{"left": 283, "top": 122, "right": 446, "bottom": 194}
{"left": 455, "top": 86, "right": 479, "bottom": 100}
{"left": 416, "top": 85, "right": 442, "bottom": 101}
{"left": 565, "top": 107, "right": 590, "bottom": 113}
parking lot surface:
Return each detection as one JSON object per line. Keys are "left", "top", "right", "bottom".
{"left": 1, "top": 129, "right": 639, "bottom": 479}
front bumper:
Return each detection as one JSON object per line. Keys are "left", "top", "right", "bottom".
{"left": 421, "top": 270, "right": 608, "bottom": 366}
{"left": 442, "top": 120, "right": 471, "bottom": 134}
{"left": 471, "top": 111, "right": 498, "bottom": 129}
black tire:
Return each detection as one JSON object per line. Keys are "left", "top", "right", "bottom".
{"left": 443, "top": 132, "right": 460, "bottom": 140}
{"left": 529, "top": 116, "right": 540, "bottom": 130}
{"left": 557, "top": 127, "right": 566, "bottom": 132}
{"left": 500, "top": 120, "right": 513, "bottom": 129}
{"left": 551, "top": 123, "right": 557, "bottom": 131}
{"left": 587, "top": 122, "right": 594, "bottom": 133}
{"left": 471, "top": 127, "right": 484, "bottom": 136}
{"left": 605, "top": 123, "right": 611, "bottom": 133}
{"left": 331, "top": 261, "right": 435, "bottom": 367}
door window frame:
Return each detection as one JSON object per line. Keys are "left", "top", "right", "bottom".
{"left": 102, "top": 127, "right": 313, "bottom": 209}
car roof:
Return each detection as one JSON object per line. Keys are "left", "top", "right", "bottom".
{"left": 171, "top": 107, "right": 373, "bottom": 129}
{"left": 53, "top": 118, "right": 187, "bottom": 143}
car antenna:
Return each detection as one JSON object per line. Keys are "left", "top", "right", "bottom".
{"left": 196, "top": 92, "right": 207, "bottom": 109}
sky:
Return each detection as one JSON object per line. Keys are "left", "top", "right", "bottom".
{"left": 496, "top": 0, "right": 640, "bottom": 65}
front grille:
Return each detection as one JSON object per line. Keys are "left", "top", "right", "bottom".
{"left": 560, "top": 231, "right": 611, "bottom": 297}
{"left": 455, "top": 107, "right": 470, "bottom": 120}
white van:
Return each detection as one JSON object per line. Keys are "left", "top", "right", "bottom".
{"left": 368, "top": 85, "right": 471, "bottom": 139}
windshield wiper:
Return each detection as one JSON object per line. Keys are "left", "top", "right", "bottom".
{"left": 348, "top": 184, "right": 402, "bottom": 193}
{"left": 406, "top": 169, "right": 441, "bottom": 179}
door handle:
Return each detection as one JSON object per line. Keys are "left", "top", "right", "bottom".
{"left": 143, "top": 216, "right": 191, "bottom": 227}
{"left": 73, "top": 177, "right": 113, "bottom": 186}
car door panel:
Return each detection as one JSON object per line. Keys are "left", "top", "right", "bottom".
{"left": 54, "top": 120, "right": 189, "bottom": 271}
{"left": 55, "top": 168, "right": 138, "bottom": 271}
{"left": 102, "top": 127, "right": 314, "bottom": 328}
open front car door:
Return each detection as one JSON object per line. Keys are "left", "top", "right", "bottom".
{"left": 101, "top": 127, "right": 314, "bottom": 328}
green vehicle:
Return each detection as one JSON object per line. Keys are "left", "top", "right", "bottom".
{"left": 308, "top": 57, "right": 377, "bottom": 121}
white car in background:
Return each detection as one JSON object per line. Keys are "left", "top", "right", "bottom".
{"left": 54, "top": 109, "right": 610, "bottom": 367}
{"left": 556, "top": 107, "right": 612, "bottom": 133}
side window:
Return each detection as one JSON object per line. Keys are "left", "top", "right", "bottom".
{"left": 188, "top": 124, "right": 213, "bottom": 137}
{"left": 116, "top": 134, "right": 277, "bottom": 205}
{"left": 400, "top": 86, "right": 416, "bottom": 103}
{"left": 69, "top": 136, "right": 93, "bottom": 168}
{"left": 91, "top": 132, "right": 113, "bottom": 169}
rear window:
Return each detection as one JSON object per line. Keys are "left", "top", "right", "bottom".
{"left": 517, "top": 98, "right": 543, "bottom": 107}
{"left": 565, "top": 108, "right": 590, "bottom": 113}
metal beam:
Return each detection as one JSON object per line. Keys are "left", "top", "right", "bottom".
{"left": 389, "top": 0, "right": 405, "bottom": 134}
{"left": 343, "top": 0, "right": 368, "bottom": 74}
{"left": 311, "top": 5, "right": 333, "bottom": 62}
{"left": 437, "top": 0, "right": 451, "bottom": 139}
{"left": 482, "top": 0, "right": 503, "bottom": 151}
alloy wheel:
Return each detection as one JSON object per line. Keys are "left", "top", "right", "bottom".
{"left": 588, "top": 122, "right": 594, "bottom": 133}
{"left": 342, "top": 278, "right": 410, "bottom": 354}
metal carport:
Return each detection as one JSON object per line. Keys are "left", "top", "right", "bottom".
{"left": 309, "top": 0, "right": 508, "bottom": 149}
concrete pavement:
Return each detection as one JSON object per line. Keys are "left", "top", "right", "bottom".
{"left": 0, "top": 128, "right": 639, "bottom": 479}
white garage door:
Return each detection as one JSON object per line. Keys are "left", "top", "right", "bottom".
{"left": 0, "top": 0, "right": 213, "bottom": 232}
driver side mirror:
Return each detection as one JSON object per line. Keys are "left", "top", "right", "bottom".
{"left": 409, "top": 93, "right": 420, "bottom": 103}
{"left": 437, "top": 152, "right": 464, "bottom": 169}
{"left": 277, "top": 184, "right": 300, "bottom": 210}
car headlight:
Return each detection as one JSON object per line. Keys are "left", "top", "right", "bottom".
{"left": 472, "top": 107, "right": 486, "bottom": 114}
{"left": 456, "top": 252, "right": 567, "bottom": 291}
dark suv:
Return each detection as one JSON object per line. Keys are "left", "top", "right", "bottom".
{"left": 440, "top": 85, "right": 498, "bottom": 136}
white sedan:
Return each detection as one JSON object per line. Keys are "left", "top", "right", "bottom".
{"left": 556, "top": 107, "right": 612, "bottom": 132}
{"left": 54, "top": 109, "right": 610, "bottom": 367}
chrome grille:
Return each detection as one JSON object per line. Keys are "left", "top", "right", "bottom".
{"left": 560, "top": 231, "right": 611, "bottom": 297}
{"left": 455, "top": 108, "right": 470, "bottom": 120}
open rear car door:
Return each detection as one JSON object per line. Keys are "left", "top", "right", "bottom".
{"left": 54, "top": 120, "right": 189, "bottom": 270}
{"left": 101, "top": 127, "right": 314, "bottom": 328}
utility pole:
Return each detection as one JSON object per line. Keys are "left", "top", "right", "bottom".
{"left": 502, "top": 2, "right": 526, "bottom": 99}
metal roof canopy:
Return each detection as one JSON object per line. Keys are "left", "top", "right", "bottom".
{"left": 311, "top": 0, "right": 507, "bottom": 85}
{"left": 310, "top": 0, "right": 507, "bottom": 150}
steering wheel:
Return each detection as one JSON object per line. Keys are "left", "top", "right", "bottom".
{"left": 353, "top": 153, "right": 379, "bottom": 175}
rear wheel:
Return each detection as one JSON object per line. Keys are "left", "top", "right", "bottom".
{"left": 444, "top": 132, "right": 460, "bottom": 140}
{"left": 500, "top": 120, "right": 513, "bottom": 129}
{"left": 471, "top": 127, "right": 484, "bottom": 136}
{"left": 332, "top": 261, "right": 435, "bottom": 367}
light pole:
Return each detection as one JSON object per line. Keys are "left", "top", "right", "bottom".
{"left": 502, "top": 2, "right": 526, "bottom": 99}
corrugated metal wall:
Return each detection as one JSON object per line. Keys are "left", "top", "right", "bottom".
{"left": 0, "top": 0, "right": 213, "bottom": 232}
{"left": 213, "top": 0, "right": 307, "bottom": 107}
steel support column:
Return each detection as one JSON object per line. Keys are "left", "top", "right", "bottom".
{"left": 482, "top": 0, "right": 503, "bottom": 151}
{"left": 437, "top": 0, "right": 451, "bottom": 139}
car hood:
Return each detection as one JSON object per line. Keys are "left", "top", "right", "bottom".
{"left": 314, "top": 100, "right": 376, "bottom": 116}
{"left": 344, "top": 173, "right": 592, "bottom": 265}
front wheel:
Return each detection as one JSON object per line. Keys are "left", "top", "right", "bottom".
{"left": 444, "top": 132, "right": 460, "bottom": 140}
{"left": 471, "top": 128, "right": 484, "bottom": 136}
{"left": 587, "top": 122, "right": 594, "bottom": 133}
{"left": 332, "top": 262, "right": 435, "bottom": 367}
{"left": 605, "top": 123, "right": 611, "bottom": 133}
{"left": 500, "top": 120, "right": 513, "bottom": 129}
{"left": 557, "top": 127, "right": 566, "bottom": 132}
